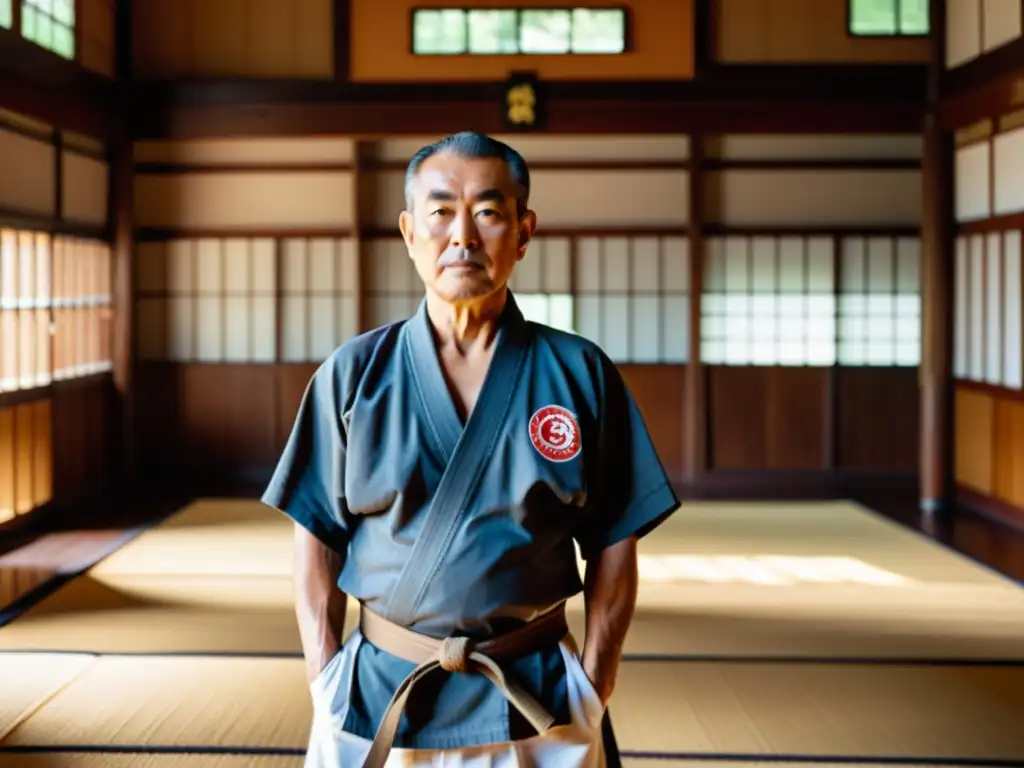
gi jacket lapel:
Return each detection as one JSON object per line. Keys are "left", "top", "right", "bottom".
{"left": 385, "top": 293, "right": 530, "bottom": 625}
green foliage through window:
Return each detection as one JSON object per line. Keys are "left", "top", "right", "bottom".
{"left": 0, "top": 0, "right": 12, "bottom": 30}
{"left": 413, "top": 8, "right": 626, "bottom": 55}
{"left": 849, "top": 0, "right": 929, "bottom": 36}
{"left": 21, "top": 0, "right": 75, "bottom": 59}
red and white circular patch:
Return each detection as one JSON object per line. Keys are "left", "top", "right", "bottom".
{"left": 529, "top": 405, "right": 581, "bottom": 463}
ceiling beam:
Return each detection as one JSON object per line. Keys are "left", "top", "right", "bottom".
{"left": 129, "top": 63, "right": 928, "bottom": 139}
{"left": 0, "top": 30, "right": 116, "bottom": 138}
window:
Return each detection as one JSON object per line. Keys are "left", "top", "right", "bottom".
{"left": 280, "top": 237, "right": 359, "bottom": 363}
{"left": 509, "top": 236, "right": 575, "bottom": 335}
{"left": 848, "top": 0, "right": 929, "bottom": 36}
{"left": 701, "top": 236, "right": 835, "bottom": 366}
{"left": 364, "top": 239, "right": 424, "bottom": 329}
{"left": 0, "top": 0, "right": 12, "bottom": 29}
{"left": 1, "top": 230, "right": 52, "bottom": 393}
{"left": 0, "top": 228, "right": 105, "bottom": 525}
{"left": 135, "top": 238, "right": 278, "bottom": 363}
{"left": 21, "top": 0, "right": 75, "bottom": 59}
{"left": 837, "top": 237, "right": 921, "bottom": 367}
{"left": 575, "top": 235, "right": 690, "bottom": 363}
{"left": 954, "top": 231, "right": 1023, "bottom": 388}
{"left": 412, "top": 7, "right": 627, "bottom": 55}
{"left": 53, "top": 236, "right": 114, "bottom": 378}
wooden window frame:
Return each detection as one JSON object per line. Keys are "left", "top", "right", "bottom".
{"left": 409, "top": 6, "right": 632, "bottom": 56}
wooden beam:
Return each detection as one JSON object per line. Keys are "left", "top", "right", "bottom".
{"left": 919, "top": 0, "right": 954, "bottom": 515}
{"left": 0, "top": 30, "right": 115, "bottom": 138}
{"left": 941, "top": 67, "right": 1023, "bottom": 131}
{"left": 943, "top": 36, "right": 1024, "bottom": 101}
{"left": 127, "top": 64, "right": 928, "bottom": 139}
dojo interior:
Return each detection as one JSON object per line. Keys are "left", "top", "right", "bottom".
{"left": 2, "top": 0, "right": 1024, "bottom": 765}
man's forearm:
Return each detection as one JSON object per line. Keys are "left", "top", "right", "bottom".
{"left": 581, "top": 535, "right": 639, "bottom": 704}
{"left": 293, "top": 523, "right": 349, "bottom": 684}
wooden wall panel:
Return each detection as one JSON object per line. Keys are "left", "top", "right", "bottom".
{"left": 62, "top": 151, "right": 109, "bottom": 226}
{"left": 0, "top": 126, "right": 56, "bottom": 217}
{"left": 955, "top": 386, "right": 995, "bottom": 493}
{"left": 709, "top": 367, "right": 829, "bottom": 470}
{"left": 708, "top": 135, "right": 922, "bottom": 161}
{"left": 704, "top": 170, "right": 921, "bottom": 227}
{"left": 0, "top": 401, "right": 52, "bottom": 524}
{"left": 350, "top": 0, "right": 694, "bottom": 82}
{"left": 836, "top": 367, "right": 919, "bottom": 470}
{"left": 134, "top": 172, "right": 355, "bottom": 231}
{"left": 947, "top": 0, "right": 1022, "bottom": 68}
{"left": 992, "top": 396, "right": 1024, "bottom": 508}
{"left": 715, "top": 0, "right": 929, "bottom": 63}
{"left": 618, "top": 365, "right": 686, "bottom": 481}
{"left": 80, "top": 0, "right": 115, "bottom": 78}
{"left": 52, "top": 378, "right": 112, "bottom": 502}
{"left": 134, "top": 362, "right": 319, "bottom": 482}
{"left": 132, "top": 0, "right": 333, "bottom": 79}
{"left": 955, "top": 384, "right": 1024, "bottom": 524}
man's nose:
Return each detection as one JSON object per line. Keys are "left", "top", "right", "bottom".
{"left": 451, "top": 214, "right": 480, "bottom": 250}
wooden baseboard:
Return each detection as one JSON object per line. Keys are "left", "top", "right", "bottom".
{"left": 957, "top": 486, "right": 1024, "bottom": 531}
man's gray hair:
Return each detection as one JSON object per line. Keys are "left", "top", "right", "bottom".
{"left": 404, "top": 131, "right": 531, "bottom": 218}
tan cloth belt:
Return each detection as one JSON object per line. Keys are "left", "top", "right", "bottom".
{"left": 357, "top": 604, "right": 570, "bottom": 768}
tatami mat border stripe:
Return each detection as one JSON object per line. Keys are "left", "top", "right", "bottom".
{"left": 1, "top": 745, "right": 1023, "bottom": 767}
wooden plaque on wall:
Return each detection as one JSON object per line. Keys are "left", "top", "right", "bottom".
{"left": 502, "top": 71, "right": 545, "bottom": 132}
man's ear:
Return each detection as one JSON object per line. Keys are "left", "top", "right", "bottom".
{"left": 516, "top": 210, "right": 537, "bottom": 261}
{"left": 398, "top": 210, "right": 415, "bottom": 250}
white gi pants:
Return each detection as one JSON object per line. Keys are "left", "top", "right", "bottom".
{"left": 306, "top": 630, "right": 607, "bottom": 768}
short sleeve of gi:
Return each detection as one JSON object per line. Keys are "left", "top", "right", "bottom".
{"left": 261, "top": 359, "right": 351, "bottom": 556}
{"left": 575, "top": 353, "right": 680, "bottom": 561}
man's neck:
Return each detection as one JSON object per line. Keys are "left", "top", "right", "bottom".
{"left": 425, "top": 289, "right": 507, "bottom": 356}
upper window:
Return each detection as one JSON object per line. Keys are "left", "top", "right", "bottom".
{"left": 0, "top": 0, "right": 12, "bottom": 29}
{"left": 21, "top": 0, "right": 75, "bottom": 59}
{"left": 848, "top": 0, "right": 929, "bottom": 36}
{"left": 412, "top": 7, "right": 627, "bottom": 55}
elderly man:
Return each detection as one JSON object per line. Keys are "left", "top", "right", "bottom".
{"left": 263, "top": 132, "right": 678, "bottom": 767}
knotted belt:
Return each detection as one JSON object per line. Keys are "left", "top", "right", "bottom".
{"left": 357, "top": 603, "right": 570, "bottom": 768}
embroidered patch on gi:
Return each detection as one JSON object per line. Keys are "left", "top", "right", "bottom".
{"left": 529, "top": 405, "right": 581, "bottom": 463}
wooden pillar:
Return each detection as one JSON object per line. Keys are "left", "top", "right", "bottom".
{"left": 333, "top": 0, "right": 351, "bottom": 81}
{"left": 919, "top": 0, "right": 954, "bottom": 514}
{"left": 684, "top": 134, "right": 707, "bottom": 482}
{"left": 109, "top": 0, "right": 135, "bottom": 489}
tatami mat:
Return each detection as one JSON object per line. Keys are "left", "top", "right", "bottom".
{"left": 2, "top": 656, "right": 310, "bottom": 749}
{"left": 0, "top": 653, "right": 95, "bottom": 740}
{"left": 4, "top": 656, "right": 1024, "bottom": 762}
{"left": 4, "top": 499, "right": 1024, "bottom": 660}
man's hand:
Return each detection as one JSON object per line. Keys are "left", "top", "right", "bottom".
{"left": 293, "top": 523, "right": 348, "bottom": 686}
{"left": 581, "top": 536, "right": 639, "bottom": 705}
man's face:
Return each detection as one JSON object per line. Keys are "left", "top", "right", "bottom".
{"left": 399, "top": 152, "right": 536, "bottom": 304}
